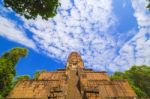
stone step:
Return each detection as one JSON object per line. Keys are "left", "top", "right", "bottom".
{"left": 66, "top": 70, "right": 81, "bottom": 99}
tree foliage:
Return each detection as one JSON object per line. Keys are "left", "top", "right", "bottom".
{"left": 4, "top": 0, "right": 60, "bottom": 20}
{"left": 0, "top": 47, "right": 28, "bottom": 97}
{"left": 15, "top": 75, "right": 30, "bottom": 82}
{"left": 111, "top": 65, "right": 150, "bottom": 97}
{"left": 34, "top": 71, "right": 40, "bottom": 80}
{"left": 34, "top": 70, "right": 46, "bottom": 80}
{"left": 147, "top": 0, "right": 150, "bottom": 9}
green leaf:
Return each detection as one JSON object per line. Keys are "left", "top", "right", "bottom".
{"left": 111, "top": 65, "right": 150, "bottom": 97}
{"left": 4, "top": 0, "right": 60, "bottom": 20}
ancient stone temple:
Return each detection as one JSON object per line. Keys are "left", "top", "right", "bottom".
{"left": 7, "top": 52, "right": 137, "bottom": 99}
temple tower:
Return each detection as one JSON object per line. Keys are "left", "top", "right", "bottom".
{"left": 65, "top": 52, "right": 82, "bottom": 99}
{"left": 66, "top": 52, "right": 84, "bottom": 70}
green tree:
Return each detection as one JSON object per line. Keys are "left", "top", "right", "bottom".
{"left": 34, "top": 71, "right": 40, "bottom": 80}
{"left": 34, "top": 70, "right": 46, "bottom": 80}
{"left": 146, "top": 0, "right": 150, "bottom": 9}
{"left": 4, "top": 0, "right": 60, "bottom": 20}
{"left": 15, "top": 75, "right": 30, "bottom": 82}
{"left": 148, "top": 3, "right": 150, "bottom": 9}
{"left": 0, "top": 47, "right": 28, "bottom": 97}
{"left": 111, "top": 65, "right": 150, "bottom": 97}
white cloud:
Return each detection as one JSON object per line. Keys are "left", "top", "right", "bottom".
{"left": 21, "top": 0, "right": 117, "bottom": 71}
{"left": 108, "top": 0, "right": 150, "bottom": 72}
{"left": 0, "top": 16, "right": 36, "bottom": 49}
{"left": 131, "top": 0, "right": 150, "bottom": 27}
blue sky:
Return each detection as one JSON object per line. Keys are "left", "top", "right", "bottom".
{"left": 0, "top": 0, "right": 150, "bottom": 77}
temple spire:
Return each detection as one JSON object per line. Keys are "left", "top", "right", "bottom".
{"left": 66, "top": 52, "right": 84, "bottom": 70}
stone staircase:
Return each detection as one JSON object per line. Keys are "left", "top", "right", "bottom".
{"left": 66, "top": 70, "right": 81, "bottom": 99}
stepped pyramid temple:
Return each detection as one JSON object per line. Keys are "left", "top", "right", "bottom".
{"left": 7, "top": 52, "right": 137, "bottom": 99}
